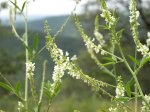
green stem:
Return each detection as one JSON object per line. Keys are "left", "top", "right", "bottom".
{"left": 38, "top": 60, "right": 47, "bottom": 107}
{"left": 134, "top": 47, "right": 138, "bottom": 112}
{"left": 134, "top": 84, "right": 138, "bottom": 112}
{"left": 24, "top": 1, "right": 29, "bottom": 111}
{"left": 89, "top": 49, "right": 115, "bottom": 78}
{"left": 112, "top": 44, "right": 117, "bottom": 81}
{"left": 118, "top": 45, "right": 144, "bottom": 96}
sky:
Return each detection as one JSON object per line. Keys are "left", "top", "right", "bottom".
{"left": 0, "top": 0, "right": 90, "bottom": 21}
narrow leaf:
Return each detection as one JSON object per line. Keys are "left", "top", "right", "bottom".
{"left": 9, "top": 0, "right": 21, "bottom": 11}
{"left": 102, "top": 62, "right": 116, "bottom": 66}
{"left": 125, "top": 81, "right": 131, "bottom": 97}
{"left": 15, "top": 81, "right": 21, "bottom": 95}
{"left": 94, "top": 15, "right": 99, "bottom": 31}
{"left": 128, "top": 55, "right": 140, "bottom": 66}
{"left": 33, "top": 33, "right": 39, "bottom": 52}
{"left": 140, "top": 56, "right": 150, "bottom": 67}
{"left": 116, "top": 97, "right": 131, "bottom": 102}
{"left": 0, "top": 82, "right": 14, "bottom": 92}
{"left": 102, "top": 57, "right": 115, "bottom": 62}
{"left": 21, "top": 1, "right": 26, "bottom": 12}
{"left": 14, "top": 0, "right": 17, "bottom": 19}
{"left": 117, "top": 29, "right": 124, "bottom": 40}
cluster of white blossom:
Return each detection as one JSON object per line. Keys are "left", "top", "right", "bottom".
{"left": 94, "top": 31, "right": 105, "bottom": 47}
{"left": 137, "top": 45, "right": 150, "bottom": 57}
{"left": 141, "top": 95, "right": 150, "bottom": 112}
{"left": 45, "top": 20, "right": 110, "bottom": 94}
{"left": 129, "top": 0, "right": 139, "bottom": 24}
{"left": 67, "top": 62, "right": 108, "bottom": 91}
{"left": 100, "top": 9, "right": 116, "bottom": 29}
{"left": 85, "top": 36, "right": 102, "bottom": 54}
{"left": 75, "top": 16, "right": 106, "bottom": 55}
{"left": 48, "top": 44, "right": 77, "bottom": 82}
{"left": 25, "top": 61, "right": 35, "bottom": 79}
{"left": 129, "top": 0, "right": 150, "bottom": 57}
{"left": 51, "top": 50, "right": 69, "bottom": 82}
{"left": 109, "top": 107, "right": 117, "bottom": 112}
{"left": 51, "top": 51, "right": 77, "bottom": 83}
{"left": 17, "top": 101, "right": 24, "bottom": 112}
{"left": 108, "top": 76, "right": 126, "bottom": 112}
{"left": 115, "top": 76, "right": 125, "bottom": 99}
{"left": 129, "top": 0, "right": 140, "bottom": 40}
{"left": 146, "top": 32, "right": 150, "bottom": 47}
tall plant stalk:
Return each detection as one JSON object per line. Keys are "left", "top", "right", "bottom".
{"left": 24, "top": 0, "right": 29, "bottom": 111}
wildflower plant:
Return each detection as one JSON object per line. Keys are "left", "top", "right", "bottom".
{"left": 0, "top": 0, "right": 150, "bottom": 112}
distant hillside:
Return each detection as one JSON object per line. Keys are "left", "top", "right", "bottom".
{"left": 15, "top": 15, "right": 80, "bottom": 38}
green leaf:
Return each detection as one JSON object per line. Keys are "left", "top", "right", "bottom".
{"left": 94, "top": 15, "right": 99, "bottom": 31}
{"left": 21, "top": 1, "right": 26, "bottom": 12}
{"left": 128, "top": 55, "right": 140, "bottom": 66}
{"left": 117, "top": 29, "right": 124, "bottom": 41}
{"left": 33, "top": 33, "right": 39, "bottom": 53}
{"left": 140, "top": 56, "right": 150, "bottom": 67}
{"left": 0, "top": 82, "right": 14, "bottom": 92}
{"left": 43, "top": 81, "right": 52, "bottom": 100}
{"left": 102, "top": 57, "right": 115, "bottom": 62}
{"left": 125, "top": 81, "right": 131, "bottom": 97}
{"left": 43, "top": 87, "right": 51, "bottom": 100}
{"left": 14, "top": 0, "right": 17, "bottom": 19}
{"left": 37, "top": 103, "right": 42, "bottom": 112}
{"left": 99, "top": 25, "right": 109, "bottom": 30}
{"left": 52, "top": 81, "right": 61, "bottom": 98}
{"left": 15, "top": 81, "right": 21, "bottom": 95}
{"left": 102, "top": 62, "right": 116, "bottom": 66}
{"left": 116, "top": 97, "right": 131, "bottom": 103}
{"left": 9, "top": 0, "right": 21, "bottom": 11}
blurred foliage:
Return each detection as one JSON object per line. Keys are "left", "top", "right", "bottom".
{"left": 0, "top": 26, "right": 12, "bottom": 38}
{"left": 0, "top": 0, "right": 150, "bottom": 111}
{"left": 0, "top": 1, "right": 8, "bottom": 24}
{"left": 0, "top": 2, "right": 8, "bottom": 9}
{"left": 0, "top": 49, "right": 24, "bottom": 74}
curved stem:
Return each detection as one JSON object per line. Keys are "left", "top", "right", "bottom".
{"left": 89, "top": 49, "right": 115, "bottom": 78}
{"left": 118, "top": 45, "right": 144, "bottom": 96}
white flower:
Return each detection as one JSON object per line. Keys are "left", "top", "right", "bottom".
{"left": 65, "top": 51, "right": 69, "bottom": 56}
{"left": 85, "top": 37, "right": 102, "bottom": 54}
{"left": 147, "top": 32, "right": 150, "bottom": 47}
{"left": 129, "top": 0, "right": 140, "bottom": 26}
{"left": 141, "top": 95, "right": 150, "bottom": 112}
{"left": 18, "top": 101, "right": 24, "bottom": 111}
{"left": 109, "top": 107, "right": 117, "bottom": 112}
{"left": 26, "top": 61, "right": 35, "bottom": 73}
{"left": 137, "top": 45, "right": 149, "bottom": 57}
{"left": 100, "top": 9, "right": 116, "bottom": 28}
{"left": 101, "top": 50, "right": 107, "bottom": 55}
{"left": 94, "top": 31, "right": 105, "bottom": 46}
{"left": 115, "top": 76, "right": 125, "bottom": 98}
{"left": 146, "top": 38, "right": 150, "bottom": 47}
{"left": 148, "top": 32, "right": 150, "bottom": 38}
{"left": 26, "top": 61, "right": 35, "bottom": 79}
{"left": 71, "top": 55, "right": 77, "bottom": 61}
{"left": 116, "top": 85, "right": 125, "bottom": 98}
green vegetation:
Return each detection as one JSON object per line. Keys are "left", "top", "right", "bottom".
{"left": 0, "top": 0, "right": 150, "bottom": 112}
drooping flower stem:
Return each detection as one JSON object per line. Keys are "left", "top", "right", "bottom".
{"left": 24, "top": 0, "right": 29, "bottom": 111}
